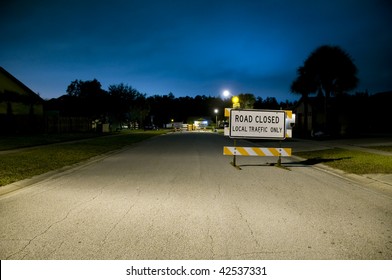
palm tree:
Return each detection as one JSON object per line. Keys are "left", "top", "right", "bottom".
{"left": 295, "top": 45, "right": 358, "bottom": 134}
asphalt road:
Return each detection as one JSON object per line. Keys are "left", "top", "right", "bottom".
{"left": 1, "top": 132, "right": 391, "bottom": 259}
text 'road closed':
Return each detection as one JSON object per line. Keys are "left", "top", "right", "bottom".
{"left": 230, "top": 109, "right": 286, "bottom": 139}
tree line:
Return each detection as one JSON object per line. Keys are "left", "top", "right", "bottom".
{"left": 45, "top": 44, "right": 391, "bottom": 135}
{"left": 45, "top": 80, "right": 294, "bottom": 129}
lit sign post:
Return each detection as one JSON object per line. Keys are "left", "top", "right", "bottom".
{"left": 225, "top": 109, "right": 290, "bottom": 169}
{"left": 229, "top": 109, "right": 286, "bottom": 140}
{"left": 232, "top": 96, "right": 240, "bottom": 109}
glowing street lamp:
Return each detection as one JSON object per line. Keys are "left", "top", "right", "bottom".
{"left": 214, "top": 108, "right": 218, "bottom": 131}
{"left": 223, "top": 90, "right": 230, "bottom": 98}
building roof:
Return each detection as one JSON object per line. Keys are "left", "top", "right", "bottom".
{"left": 0, "top": 66, "right": 43, "bottom": 102}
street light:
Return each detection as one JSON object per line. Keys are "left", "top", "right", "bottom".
{"left": 214, "top": 108, "right": 218, "bottom": 131}
{"left": 222, "top": 90, "right": 240, "bottom": 108}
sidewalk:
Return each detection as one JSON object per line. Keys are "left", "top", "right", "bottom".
{"left": 0, "top": 134, "right": 120, "bottom": 156}
{"left": 306, "top": 137, "right": 392, "bottom": 156}
{"left": 278, "top": 136, "right": 392, "bottom": 154}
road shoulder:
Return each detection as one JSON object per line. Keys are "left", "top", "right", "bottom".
{"left": 291, "top": 155, "right": 392, "bottom": 198}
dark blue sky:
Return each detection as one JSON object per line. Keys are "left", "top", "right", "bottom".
{"left": 1, "top": 0, "right": 391, "bottom": 101}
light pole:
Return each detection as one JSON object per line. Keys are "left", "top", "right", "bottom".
{"left": 214, "top": 108, "right": 218, "bottom": 131}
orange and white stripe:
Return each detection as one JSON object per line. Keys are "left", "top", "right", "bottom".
{"left": 223, "top": 146, "right": 292, "bottom": 156}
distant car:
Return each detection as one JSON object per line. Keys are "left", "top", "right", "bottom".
{"left": 144, "top": 124, "right": 158, "bottom": 130}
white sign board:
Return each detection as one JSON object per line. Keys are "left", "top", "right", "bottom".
{"left": 229, "top": 109, "right": 286, "bottom": 139}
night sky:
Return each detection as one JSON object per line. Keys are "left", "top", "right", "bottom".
{"left": 1, "top": 0, "right": 391, "bottom": 101}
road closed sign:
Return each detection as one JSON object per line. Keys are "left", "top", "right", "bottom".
{"left": 230, "top": 109, "right": 286, "bottom": 139}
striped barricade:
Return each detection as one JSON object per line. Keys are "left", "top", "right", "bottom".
{"left": 223, "top": 146, "right": 292, "bottom": 156}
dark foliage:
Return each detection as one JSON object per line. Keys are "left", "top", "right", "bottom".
{"left": 291, "top": 45, "right": 359, "bottom": 136}
{"left": 46, "top": 80, "right": 295, "bottom": 129}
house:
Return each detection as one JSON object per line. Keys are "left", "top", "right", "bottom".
{"left": 0, "top": 66, "right": 44, "bottom": 134}
{"left": 293, "top": 96, "right": 324, "bottom": 137}
{"left": 294, "top": 91, "right": 392, "bottom": 137}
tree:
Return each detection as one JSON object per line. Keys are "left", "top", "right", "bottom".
{"left": 108, "top": 83, "right": 137, "bottom": 124}
{"left": 238, "top": 93, "right": 256, "bottom": 109}
{"left": 304, "top": 45, "right": 358, "bottom": 97}
{"left": 293, "top": 45, "right": 359, "bottom": 134}
{"left": 131, "top": 92, "right": 149, "bottom": 128}
{"left": 66, "top": 79, "right": 108, "bottom": 120}
{"left": 66, "top": 79, "right": 104, "bottom": 98}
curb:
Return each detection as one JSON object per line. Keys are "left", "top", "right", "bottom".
{"left": 290, "top": 155, "right": 392, "bottom": 198}
{"left": 0, "top": 145, "right": 136, "bottom": 197}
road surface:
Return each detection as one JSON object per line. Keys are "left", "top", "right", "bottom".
{"left": 1, "top": 132, "right": 391, "bottom": 259}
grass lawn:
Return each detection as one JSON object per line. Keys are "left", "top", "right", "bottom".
{"left": 294, "top": 148, "right": 392, "bottom": 175}
{"left": 0, "top": 130, "right": 166, "bottom": 187}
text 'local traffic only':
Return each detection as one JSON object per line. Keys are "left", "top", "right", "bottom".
{"left": 230, "top": 110, "right": 286, "bottom": 139}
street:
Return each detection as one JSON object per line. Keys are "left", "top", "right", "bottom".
{"left": 0, "top": 132, "right": 391, "bottom": 259}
